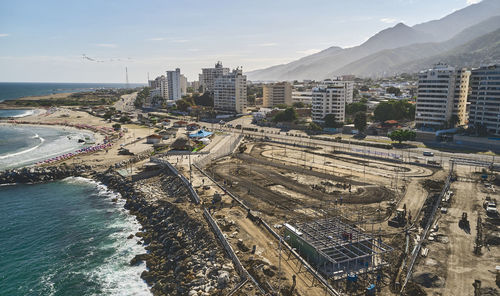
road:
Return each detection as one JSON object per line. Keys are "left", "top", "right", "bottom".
{"left": 207, "top": 118, "right": 498, "bottom": 169}
{"left": 114, "top": 92, "right": 137, "bottom": 113}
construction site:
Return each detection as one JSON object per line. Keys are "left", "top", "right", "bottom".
{"left": 153, "top": 131, "right": 500, "bottom": 295}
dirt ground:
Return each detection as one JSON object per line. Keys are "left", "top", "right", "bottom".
{"left": 412, "top": 165, "right": 500, "bottom": 295}
{"left": 189, "top": 140, "right": 444, "bottom": 295}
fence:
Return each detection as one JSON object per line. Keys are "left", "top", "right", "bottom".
{"left": 150, "top": 157, "right": 201, "bottom": 204}
{"left": 193, "top": 163, "right": 340, "bottom": 296}
{"left": 203, "top": 208, "right": 265, "bottom": 294}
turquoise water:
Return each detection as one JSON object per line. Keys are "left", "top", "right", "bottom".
{"left": 0, "top": 125, "right": 94, "bottom": 169}
{"left": 0, "top": 178, "right": 151, "bottom": 296}
{"left": 0, "top": 124, "right": 150, "bottom": 295}
{"left": 0, "top": 109, "right": 37, "bottom": 118}
{"left": 0, "top": 82, "right": 144, "bottom": 102}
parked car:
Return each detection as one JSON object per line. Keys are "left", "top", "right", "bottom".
{"left": 423, "top": 151, "right": 434, "bottom": 157}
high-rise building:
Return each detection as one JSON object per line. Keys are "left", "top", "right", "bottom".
{"left": 200, "top": 61, "right": 230, "bottom": 93}
{"left": 262, "top": 82, "right": 292, "bottom": 107}
{"left": 166, "top": 68, "right": 182, "bottom": 101}
{"left": 415, "top": 63, "right": 470, "bottom": 128}
{"left": 180, "top": 74, "right": 188, "bottom": 96}
{"left": 148, "top": 75, "right": 168, "bottom": 99}
{"left": 214, "top": 68, "right": 247, "bottom": 113}
{"left": 468, "top": 64, "right": 500, "bottom": 135}
{"left": 311, "top": 81, "right": 352, "bottom": 123}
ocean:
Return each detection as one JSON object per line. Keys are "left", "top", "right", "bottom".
{"left": 0, "top": 178, "right": 151, "bottom": 296}
{"left": 0, "top": 124, "right": 150, "bottom": 295}
{"left": 0, "top": 125, "right": 94, "bottom": 169}
{"left": 0, "top": 82, "right": 145, "bottom": 102}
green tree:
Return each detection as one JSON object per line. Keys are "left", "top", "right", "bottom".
{"left": 112, "top": 123, "right": 121, "bottom": 131}
{"left": 103, "top": 110, "right": 114, "bottom": 120}
{"left": 119, "top": 115, "right": 131, "bottom": 123}
{"left": 354, "top": 112, "right": 367, "bottom": 132}
{"left": 293, "top": 102, "right": 305, "bottom": 108}
{"left": 134, "top": 87, "right": 150, "bottom": 108}
{"left": 176, "top": 99, "right": 192, "bottom": 112}
{"left": 386, "top": 86, "right": 401, "bottom": 96}
{"left": 373, "top": 102, "right": 394, "bottom": 122}
{"left": 388, "top": 129, "right": 416, "bottom": 144}
{"left": 323, "top": 114, "right": 343, "bottom": 128}
{"left": 273, "top": 107, "right": 298, "bottom": 122}
{"left": 346, "top": 102, "right": 367, "bottom": 115}
{"left": 359, "top": 85, "right": 369, "bottom": 91}
{"left": 309, "top": 122, "right": 322, "bottom": 131}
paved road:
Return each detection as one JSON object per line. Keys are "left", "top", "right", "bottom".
{"left": 114, "top": 92, "right": 137, "bottom": 113}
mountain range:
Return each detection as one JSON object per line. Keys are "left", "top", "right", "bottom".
{"left": 247, "top": 0, "right": 500, "bottom": 81}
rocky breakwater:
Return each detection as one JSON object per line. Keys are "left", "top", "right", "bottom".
{"left": 96, "top": 170, "right": 239, "bottom": 296}
{"left": 0, "top": 164, "right": 93, "bottom": 185}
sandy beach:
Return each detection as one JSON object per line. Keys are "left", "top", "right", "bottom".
{"left": 3, "top": 107, "right": 157, "bottom": 169}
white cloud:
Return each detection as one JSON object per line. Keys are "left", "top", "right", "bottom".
{"left": 148, "top": 37, "right": 166, "bottom": 41}
{"left": 296, "top": 49, "right": 321, "bottom": 55}
{"left": 172, "top": 39, "right": 189, "bottom": 43}
{"left": 256, "top": 42, "right": 278, "bottom": 47}
{"left": 380, "top": 18, "right": 398, "bottom": 24}
{"left": 0, "top": 33, "right": 10, "bottom": 37}
{"left": 95, "top": 43, "right": 117, "bottom": 48}
{"left": 466, "top": 0, "right": 481, "bottom": 4}
{"left": 188, "top": 48, "right": 200, "bottom": 52}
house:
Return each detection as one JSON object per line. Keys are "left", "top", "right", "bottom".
{"left": 170, "top": 136, "right": 194, "bottom": 151}
{"left": 186, "top": 123, "right": 200, "bottom": 131}
{"left": 146, "top": 134, "right": 163, "bottom": 144}
{"left": 173, "top": 120, "right": 188, "bottom": 127}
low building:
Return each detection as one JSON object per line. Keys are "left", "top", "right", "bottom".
{"left": 292, "top": 91, "right": 313, "bottom": 105}
{"left": 146, "top": 134, "right": 163, "bottom": 144}
{"left": 173, "top": 120, "right": 188, "bottom": 127}
{"left": 284, "top": 218, "right": 392, "bottom": 280}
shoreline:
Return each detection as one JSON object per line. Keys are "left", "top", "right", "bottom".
{"left": 0, "top": 164, "right": 239, "bottom": 295}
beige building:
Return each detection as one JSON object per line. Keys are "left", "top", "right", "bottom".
{"left": 200, "top": 61, "right": 229, "bottom": 93}
{"left": 262, "top": 82, "right": 292, "bottom": 107}
{"left": 415, "top": 63, "right": 470, "bottom": 128}
{"left": 214, "top": 68, "right": 247, "bottom": 114}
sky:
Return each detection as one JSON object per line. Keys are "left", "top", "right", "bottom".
{"left": 0, "top": 0, "right": 482, "bottom": 83}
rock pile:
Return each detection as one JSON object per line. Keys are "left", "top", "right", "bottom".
{"left": 96, "top": 170, "right": 238, "bottom": 295}
{"left": 0, "top": 164, "right": 93, "bottom": 184}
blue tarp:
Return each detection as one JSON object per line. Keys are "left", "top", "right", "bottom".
{"left": 189, "top": 129, "right": 213, "bottom": 138}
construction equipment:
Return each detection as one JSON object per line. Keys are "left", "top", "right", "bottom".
{"left": 388, "top": 208, "right": 407, "bottom": 227}
{"left": 459, "top": 212, "right": 470, "bottom": 232}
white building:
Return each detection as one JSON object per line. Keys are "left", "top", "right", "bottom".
{"left": 311, "top": 81, "right": 352, "bottom": 123}
{"left": 214, "top": 68, "right": 247, "bottom": 114}
{"left": 166, "top": 68, "right": 182, "bottom": 101}
{"left": 180, "top": 74, "right": 188, "bottom": 96}
{"left": 292, "top": 91, "right": 313, "bottom": 105}
{"left": 468, "top": 64, "right": 500, "bottom": 135}
{"left": 200, "top": 61, "right": 230, "bottom": 93}
{"left": 415, "top": 63, "right": 470, "bottom": 128}
{"left": 148, "top": 75, "right": 168, "bottom": 99}
{"left": 262, "top": 82, "right": 292, "bottom": 107}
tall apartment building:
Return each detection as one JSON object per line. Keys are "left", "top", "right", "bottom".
{"left": 214, "top": 68, "right": 247, "bottom": 114}
{"left": 262, "top": 82, "right": 292, "bottom": 107}
{"left": 180, "top": 74, "right": 188, "bottom": 96}
{"left": 311, "top": 81, "right": 353, "bottom": 123}
{"left": 166, "top": 68, "right": 182, "bottom": 101}
{"left": 148, "top": 75, "right": 168, "bottom": 99}
{"left": 468, "top": 64, "right": 500, "bottom": 135}
{"left": 415, "top": 63, "right": 470, "bottom": 128}
{"left": 200, "top": 61, "right": 230, "bottom": 93}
